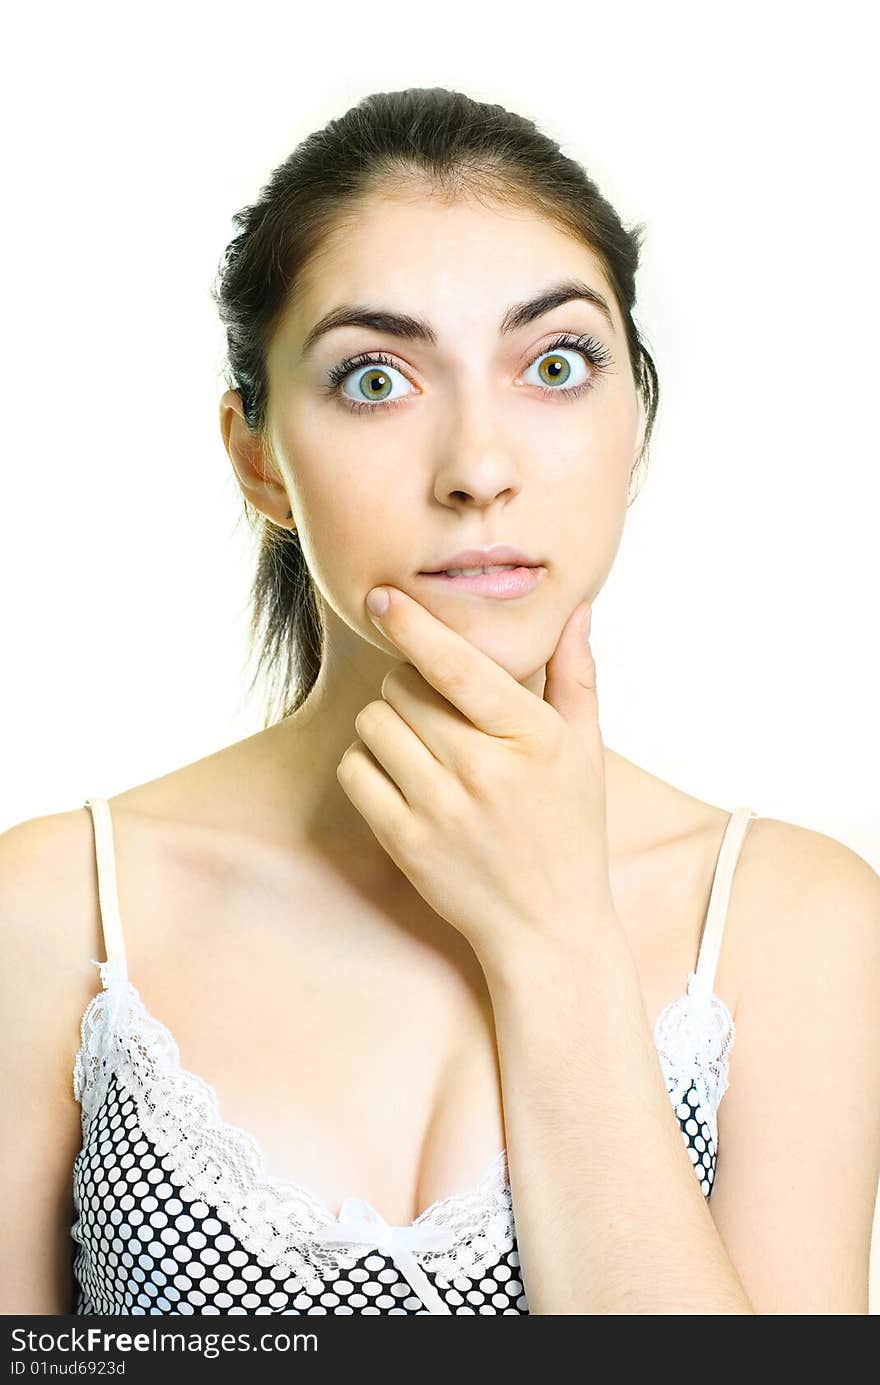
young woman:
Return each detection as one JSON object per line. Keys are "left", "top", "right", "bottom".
{"left": 2, "top": 88, "right": 878, "bottom": 1317}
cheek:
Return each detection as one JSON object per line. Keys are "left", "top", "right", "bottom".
{"left": 550, "top": 451, "right": 629, "bottom": 583}
{"left": 527, "top": 399, "right": 631, "bottom": 479}
{"left": 549, "top": 430, "right": 630, "bottom": 513}
{"left": 312, "top": 482, "right": 403, "bottom": 549}
{"left": 294, "top": 470, "right": 412, "bottom": 599}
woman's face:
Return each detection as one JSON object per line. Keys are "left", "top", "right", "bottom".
{"left": 236, "top": 190, "right": 645, "bottom": 694}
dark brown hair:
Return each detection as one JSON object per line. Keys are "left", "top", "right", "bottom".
{"left": 211, "top": 87, "right": 660, "bottom": 728}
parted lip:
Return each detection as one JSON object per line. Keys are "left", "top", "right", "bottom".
{"left": 419, "top": 545, "right": 541, "bottom": 573}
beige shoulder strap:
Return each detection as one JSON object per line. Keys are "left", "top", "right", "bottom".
{"left": 83, "top": 797, "right": 129, "bottom": 983}
{"left": 693, "top": 806, "right": 757, "bottom": 991}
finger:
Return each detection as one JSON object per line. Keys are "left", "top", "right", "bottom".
{"left": 336, "top": 739, "right": 416, "bottom": 852}
{"left": 353, "top": 696, "right": 455, "bottom": 809}
{"left": 378, "top": 662, "right": 482, "bottom": 776}
{"left": 365, "top": 586, "right": 542, "bottom": 740}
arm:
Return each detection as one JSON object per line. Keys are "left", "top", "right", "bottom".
{"left": 486, "top": 915, "right": 755, "bottom": 1314}
{"left": 706, "top": 826, "right": 880, "bottom": 1314}
{"left": 0, "top": 814, "right": 102, "bottom": 1315}
{"left": 482, "top": 827, "right": 880, "bottom": 1315}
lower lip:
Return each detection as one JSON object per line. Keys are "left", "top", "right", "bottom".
{"left": 418, "top": 565, "right": 546, "bottom": 598}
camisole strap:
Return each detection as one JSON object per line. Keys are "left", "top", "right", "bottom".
{"left": 693, "top": 805, "right": 757, "bottom": 993}
{"left": 83, "top": 797, "right": 129, "bottom": 985}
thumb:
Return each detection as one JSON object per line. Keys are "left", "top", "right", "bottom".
{"left": 542, "top": 600, "right": 600, "bottom": 729}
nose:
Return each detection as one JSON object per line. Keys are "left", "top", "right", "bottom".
{"left": 431, "top": 411, "right": 522, "bottom": 510}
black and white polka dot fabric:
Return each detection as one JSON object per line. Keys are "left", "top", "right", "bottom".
{"left": 70, "top": 798, "right": 754, "bottom": 1315}
{"left": 71, "top": 1068, "right": 529, "bottom": 1315}
{"left": 71, "top": 1070, "right": 718, "bottom": 1315}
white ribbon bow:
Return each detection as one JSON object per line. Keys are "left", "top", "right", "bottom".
{"left": 313, "top": 1197, "right": 460, "bottom": 1315}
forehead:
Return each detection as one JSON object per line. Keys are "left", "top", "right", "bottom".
{"left": 280, "top": 191, "right": 617, "bottom": 349}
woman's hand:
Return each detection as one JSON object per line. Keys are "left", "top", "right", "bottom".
{"left": 336, "top": 585, "right": 617, "bottom": 972}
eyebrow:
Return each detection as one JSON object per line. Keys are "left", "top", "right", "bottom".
{"left": 299, "top": 278, "right": 616, "bottom": 362}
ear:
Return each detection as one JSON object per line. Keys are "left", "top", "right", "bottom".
{"left": 219, "top": 389, "right": 289, "bottom": 522}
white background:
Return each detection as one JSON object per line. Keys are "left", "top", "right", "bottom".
{"left": 2, "top": 0, "right": 878, "bottom": 1306}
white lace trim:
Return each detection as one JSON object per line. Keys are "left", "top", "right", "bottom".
{"left": 72, "top": 961, "right": 734, "bottom": 1296}
{"left": 652, "top": 970, "right": 736, "bottom": 1145}
{"left": 72, "top": 962, "right": 514, "bottom": 1295}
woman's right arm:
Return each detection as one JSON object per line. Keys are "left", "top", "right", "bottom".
{"left": 0, "top": 812, "right": 105, "bottom": 1315}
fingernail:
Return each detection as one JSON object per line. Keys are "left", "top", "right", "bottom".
{"left": 367, "top": 587, "right": 390, "bottom": 617}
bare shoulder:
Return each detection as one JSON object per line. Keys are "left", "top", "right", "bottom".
{"left": 741, "top": 810, "right": 878, "bottom": 885}
{"left": 0, "top": 807, "right": 108, "bottom": 1008}
{"left": 717, "top": 809, "right": 880, "bottom": 1037}
{"left": 728, "top": 811, "right": 880, "bottom": 967}
{"left": 0, "top": 807, "right": 109, "bottom": 1108}
{"left": 0, "top": 807, "right": 108, "bottom": 1312}
{"left": 726, "top": 808, "right": 880, "bottom": 1076}
{"left": 707, "top": 811, "right": 880, "bottom": 1314}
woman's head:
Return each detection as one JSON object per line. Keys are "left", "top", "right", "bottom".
{"left": 214, "top": 87, "right": 659, "bottom": 726}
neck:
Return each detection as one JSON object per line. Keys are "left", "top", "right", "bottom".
{"left": 250, "top": 656, "right": 655, "bottom": 892}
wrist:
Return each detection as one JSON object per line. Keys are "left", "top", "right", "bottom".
{"left": 476, "top": 903, "right": 631, "bottom": 999}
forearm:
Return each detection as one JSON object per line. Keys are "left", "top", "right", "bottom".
{"left": 481, "top": 916, "right": 755, "bottom": 1315}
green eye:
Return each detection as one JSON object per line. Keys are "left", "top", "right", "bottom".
{"left": 543, "top": 354, "right": 570, "bottom": 385}
{"left": 359, "top": 368, "right": 392, "bottom": 399}
{"left": 342, "top": 362, "right": 412, "bottom": 405}
{"left": 523, "top": 349, "right": 586, "bottom": 390}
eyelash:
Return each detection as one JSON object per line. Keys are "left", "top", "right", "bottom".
{"left": 324, "top": 332, "right": 614, "bottom": 417}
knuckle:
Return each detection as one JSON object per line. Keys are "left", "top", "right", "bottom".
{"left": 396, "top": 809, "right": 424, "bottom": 851}
{"left": 384, "top": 804, "right": 424, "bottom": 859}
{"left": 455, "top": 746, "right": 494, "bottom": 799}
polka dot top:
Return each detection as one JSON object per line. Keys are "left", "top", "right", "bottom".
{"left": 70, "top": 798, "right": 756, "bottom": 1316}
